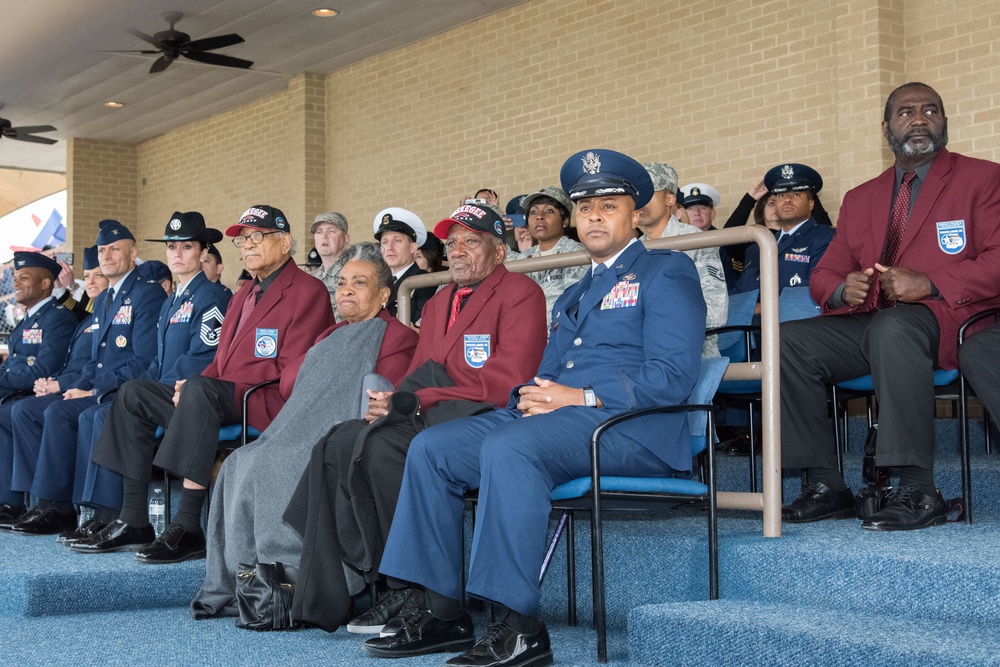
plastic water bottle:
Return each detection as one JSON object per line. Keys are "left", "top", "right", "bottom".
{"left": 78, "top": 506, "right": 95, "bottom": 529}
{"left": 149, "top": 486, "right": 166, "bottom": 537}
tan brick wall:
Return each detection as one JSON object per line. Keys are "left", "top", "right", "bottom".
{"left": 66, "top": 138, "right": 137, "bottom": 258}
{"left": 324, "top": 0, "right": 1000, "bottom": 236}
{"left": 133, "top": 87, "right": 295, "bottom": 279}
{"left": 68, "top": 0, "right": 1000, "bottom": 268}
{"left": 905, "top": 0, "right": 1000, "bottom": 159}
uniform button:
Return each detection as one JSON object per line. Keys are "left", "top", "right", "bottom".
{"left": 573, "top": 337, "right": 583, "bottom": 346}
{"left": 566, "top": 360, "right": 575, "bottom": 369}
{"left": 100, "top": 342, "right": 106, "bottom": 347}
{"left": 97, "top": 363, "right": 103, "bottom": 369}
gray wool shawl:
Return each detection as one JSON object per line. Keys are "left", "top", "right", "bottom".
{"left": 191, "top": 315, "right": 386, "bottom": 618}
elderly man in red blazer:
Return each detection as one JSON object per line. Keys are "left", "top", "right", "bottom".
{"left": 91, "top": 205, "right": 335, "bottom": 562}
{"left": 780, "top": 83, "right": 1000, "bottom": 531}
{"left": 283, "top": 203, "right": 548, "bottom": 632}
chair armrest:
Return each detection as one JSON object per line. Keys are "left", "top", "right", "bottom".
{"left": 96, "top": 388, "right": 119, "bottom": 404}
{"left": 0, "top": 388, "right": 33, "bottom": 405}
{"left": 241, "top": 378, "right": 280, "bottom": 447}
{"left": 958, "top": 307, "right": 1000, "bottom": 345}
{"left": 589, "top": 403, "right": 718, "bottom": 475}
{"left": 704, "top": 324, "right": 759, "bottom": 336}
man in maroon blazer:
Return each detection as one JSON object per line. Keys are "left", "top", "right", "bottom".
{"left": 780, "top": 83, "right": 1000, "bottom": 531}
{"left": 284, "top": 203, "right": 548, "bottom": 632}
{"left": 90, "top": 205, "right": 335, "bottom": 562}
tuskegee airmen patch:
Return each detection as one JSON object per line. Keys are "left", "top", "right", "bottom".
{"left": 200, "top": 307, "right": 224, "bottom": 347}
{"left": 936, "top": 219, "right": 966, "bottom": 255}
{"left": 116, "top": 335, "right": 128, "bottom": 348}
{"left": 464, "top": 334, "right": 490, "bottom": 368}
{"left": 255, "top": 328, "right": 278, "bottom": 358}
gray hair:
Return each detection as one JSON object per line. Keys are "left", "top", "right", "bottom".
{"left": 335, "top": 241, "right": 393, "bottom": 290}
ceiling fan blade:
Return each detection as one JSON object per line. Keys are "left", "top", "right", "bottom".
{"left": 149, "top": 55, "right": 174, "bottom": 73}
{"left": 10, "top": 125, "right": 56, "bottom": 135}
{"left": 96, "top": 49, "right": 162, "bottom": 55}
{"left": 128, "top": 29, "right": 165, "bottom": 49}
{"left": 182, "top": 50, "right": 254, "bottom": 69}
{"left": 184, "top": 33, "right": 244, "bottom": 52}
{"left": 10, "top": 134, "right": 58, "bottom": 145}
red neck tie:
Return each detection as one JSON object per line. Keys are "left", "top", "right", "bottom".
{"left": 447, "top": 286, "right": 473, "bottom": 331}
{"left": 876, "top": 171, "right": 917, "bottom": 310}
{"left": 235, "top": 284, "right": 263, "bottom": 338}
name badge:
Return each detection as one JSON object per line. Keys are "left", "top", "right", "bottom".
{"left": 169, "top": 301, "right": 194, "bottom": 324}
{"left": 601, "top": 280, "right": 640, "bottom": 310}
{"left": 22, "top": 328, "right": 42, "bottom": 344}
{"left": 936, "top": 219, "right": 966, "bottom": 255}
{"left": 255, "top": 328, "right": 278, "bottom": 358}
{"left": 464, "top": 334, "right": 490, "bottom": 368}
{"left": 112, "top": 305, "right": 132, "bottom": 325}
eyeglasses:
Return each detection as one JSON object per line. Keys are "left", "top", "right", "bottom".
{"left": 232, "top": 230, "right": 282, "bottom": 248}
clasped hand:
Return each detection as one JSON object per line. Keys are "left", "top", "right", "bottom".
{"left": 517, "top": 377, "right": 585, "bottom": 416}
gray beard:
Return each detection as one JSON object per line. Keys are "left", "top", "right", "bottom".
{"left": 887, "top": 127, "right": 948, "bottom": 157}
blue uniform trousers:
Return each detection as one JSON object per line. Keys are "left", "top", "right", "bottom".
{"left": 0, "top": 401, "right": 23, "bottom": 505}
{"left": 74, "top": 403, "right": 122, "bottom": 510}
{"left": 13, "top": 394, "right": 99, "bottom": 501}
{"left": 379, "top": 407, "right": 674, "bottom": 616}
{"left": 10, "top": 393, "right": 63, "bottom": 494}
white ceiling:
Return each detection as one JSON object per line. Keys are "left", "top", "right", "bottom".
{"left": 0, "top": 0, "right": 529, "bottom": 173}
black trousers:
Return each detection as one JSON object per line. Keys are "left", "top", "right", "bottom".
{"left": 960, "top": 318, "right": 1000, "bottom": 420}
{"left": 92, "top": 375, "right": 240, "bottom": 487}
{"left": 781, "top": 304, "right": 940, "bottom": 471}
{"left": 284, "top": 411, "right": 420, "bottom": 632}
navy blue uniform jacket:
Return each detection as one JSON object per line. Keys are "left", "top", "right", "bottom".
{"left": 733, "top": 217, "right": 834, "bottom": 295}
{"left": 144, "top": 272, "right": 229, "bottom": 385}
{"left": 0, "top": 298, "right": 77, "bottom": 393}
{"left": 516, "top": 241, "right": 705, "bottom": 473}
{"left": 73, "top": 269, "right": 168, "bottom": 395}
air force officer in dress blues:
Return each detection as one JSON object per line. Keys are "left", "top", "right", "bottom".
{"left": 8, "top": 219, "right": 167, "bottom": 535}
{"left": 0, "top": 252, "right": 77, "bottom": 395}
{"left": 66, "top": 212, "right": 229, "bottom": 547}
{"left": 734, "top": 163, "right": 835, "bottom": 295}
{"left": 363, "top": 149, "right": 706, "bottom": 667}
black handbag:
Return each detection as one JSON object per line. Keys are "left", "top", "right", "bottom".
{"left": 235, "top": 562, "right": 300, "bottom": 631}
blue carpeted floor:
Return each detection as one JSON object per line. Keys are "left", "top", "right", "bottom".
{"left": 2, "top": 416, "right": 999, "bottom": 666}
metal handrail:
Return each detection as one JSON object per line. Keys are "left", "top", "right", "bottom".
{"left": 396, "top": 225, "right": 782, "bottom": 537}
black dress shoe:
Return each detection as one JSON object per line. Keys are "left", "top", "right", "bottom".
{"left": 134, "top": 523, "right": 205, "bottom": 563}
{"left": 347, "top": 587, "right": 415, "bottom": 634}
{"left": 362, "top": 609, "right": 475, "bottom": 658}
{"left": 70, "top": 519, "right": 154, "bottom": 553}
{"left": 379, "top": 588, "right": 425, "bottom": 637}
{"left": 862, "top": 485, "right": 947, "bottom": 531}
{"left": 782, "top": 482, "right": 856, "bottom": 523}
{"left": 11, "top": 507, "right": 77, "bottom": 535}
{"left": 57, "top": 519, "right": 108, "bottom": 545}
{"left": 445, "top": 622, "right": 553, "bottom": 667}
{"left": 0, "top": 504, "right": 27, "bottom": 529}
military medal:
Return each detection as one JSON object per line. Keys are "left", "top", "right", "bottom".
{"left": 116, "top": 335, "right": 128, "bottom": 348}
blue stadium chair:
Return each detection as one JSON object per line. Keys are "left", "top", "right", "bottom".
{"left": 831, "top": 308, "right": 1000, "bottom": 525}
{"left": 151, "top": 378, "right": 277, "bottom": 519}
{"left": 540, "top": 356, "right": 729, "bottom": 662}
{"left": 714, "top": 287, "right": 821, "bottom": 490}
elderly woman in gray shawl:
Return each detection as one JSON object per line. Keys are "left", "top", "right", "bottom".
{"left": 191, "top": 243, "right": 417, "bottom": 620}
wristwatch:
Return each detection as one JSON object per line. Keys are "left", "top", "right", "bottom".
{"left": 583, "top": 386, "right": 597, "bottom": 408}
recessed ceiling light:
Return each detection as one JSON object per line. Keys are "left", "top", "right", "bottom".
{"left": 311, "top": 8, "right": 338, "bottom": 17}
{"left": 103, "top": 101, "right": 125, "bottom": 108}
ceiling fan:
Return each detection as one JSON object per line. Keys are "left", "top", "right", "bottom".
{"left": 0, "top": 107, "right": 57, "bottom": 145}
{"left": 107, "top": 11, "right": 254, "bottom": 74}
